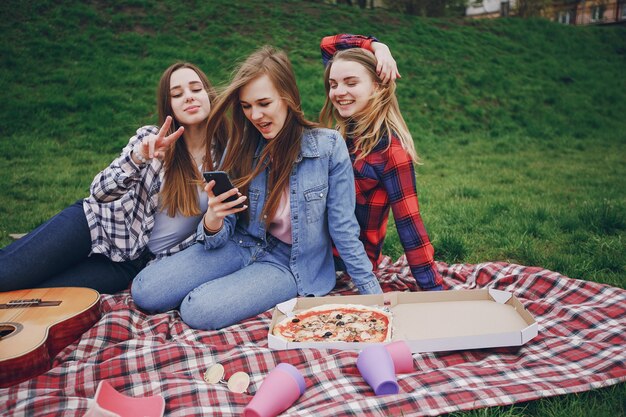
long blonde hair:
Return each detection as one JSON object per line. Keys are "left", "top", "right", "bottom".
{"left": 157, "top": 62, "right": 228, "bottom": 217}
{"left": 320, "top": 49, "right": 419, "bottom": 163}
{"left": 205, "top": 46, "right": 316, "bottom": 226}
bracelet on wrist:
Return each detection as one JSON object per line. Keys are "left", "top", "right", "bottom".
{"left": 203, "top": 218, "right": 223, "bottom": 235}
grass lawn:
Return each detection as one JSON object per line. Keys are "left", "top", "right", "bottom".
{"left": 0, "top": 1, "right": 624, "bottom": 415}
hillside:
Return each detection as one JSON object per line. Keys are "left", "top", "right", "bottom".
{"left": 1, "top": 1, "right": 625, "bottom": 143}
{"left": 0, "top": 1, "right": 625, "bottom": 415}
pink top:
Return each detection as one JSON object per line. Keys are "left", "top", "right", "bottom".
{"left": 268, "top": 187, "right": 292, "bottom": 244}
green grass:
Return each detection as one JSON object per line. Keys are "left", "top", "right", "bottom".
{"left": 383, "top": 131, "right": 626, "bottom": 288}
{"left": 0, "top": 1, "right": 624, "bottom": 415}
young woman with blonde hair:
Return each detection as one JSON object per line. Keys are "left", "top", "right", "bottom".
{"left": 0, "top": 62, "right": 226, "bottom": 293}
{"left": 320, "top": 36, "right": 443, "bottom": 290}
{"left": 132, "top": 46, "right": 382, "bottom": 330}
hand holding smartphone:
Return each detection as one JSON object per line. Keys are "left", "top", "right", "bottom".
{"left": 202, "top": 171, "right": 245, "bottom": 209}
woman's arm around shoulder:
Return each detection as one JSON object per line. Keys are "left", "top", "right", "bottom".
{"left": 89, "top": 126, "right": 160, "bottom": 202}
{"left": 320, "top": 34, "right": 378, "bottom": 66}
{"left": 320, "top": 34, "right": 400, "bottom": 83}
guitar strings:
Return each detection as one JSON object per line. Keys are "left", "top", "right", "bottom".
{"left": 1, "top": 289, "right": 54, "bottom": 336}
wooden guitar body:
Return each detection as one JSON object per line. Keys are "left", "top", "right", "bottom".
{"left": 0, "top": 287, "right": 101, "bottom": 387}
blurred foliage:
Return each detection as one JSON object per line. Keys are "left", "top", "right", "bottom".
{"left": 383, "top": 0, "right": 468, "bottom": 16}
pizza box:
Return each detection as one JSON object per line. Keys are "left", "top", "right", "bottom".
{"left": 267, "top": 289, "right": 538, "bottom": 353}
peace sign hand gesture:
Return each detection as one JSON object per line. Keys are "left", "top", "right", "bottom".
{"left": 132, "top": 116, "right": 184, "bottom": 164}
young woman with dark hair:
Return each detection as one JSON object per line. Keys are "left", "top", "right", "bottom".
{"left": 0, "top": 62, "right": 226, "bottom": 294}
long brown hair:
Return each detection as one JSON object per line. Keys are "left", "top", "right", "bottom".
{"left": 206, "top": 46, "right": 316, "bottom": 226}
{"left": 157, "top": 62, "right": 228, "bottom": 217}
{"left": 319, "top": 49, "right": 418, "bottom": 163}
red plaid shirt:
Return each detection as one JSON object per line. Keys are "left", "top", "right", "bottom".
{"left": 346, "top": 135, "right": 442, "bottom": 290}
{"left": 320, "top": 33, "right": 378, "bottom": 66}
{"left": 321, "top": 34, "right": 442, "bottom": 290}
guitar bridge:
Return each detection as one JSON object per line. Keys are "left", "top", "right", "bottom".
{"left": 0, "top": 299, "right": 62, "bottom": 309}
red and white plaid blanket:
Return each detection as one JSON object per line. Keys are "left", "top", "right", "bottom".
{"left": 2, "top": 258, "right": 625, "bottom": 416}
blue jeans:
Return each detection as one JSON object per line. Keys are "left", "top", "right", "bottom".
{"left": 0, "top": 200, "right": 148, "bottom": 293}
{"left": 131, "top": 233, "right": 298, "bottom": 330}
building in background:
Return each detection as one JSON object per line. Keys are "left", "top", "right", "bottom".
{"left": 549, "top": 1, "right": 626, "bottom": 25}
{"left": 466, "top": 0, "right": 626, "bottom": 25}
{"left": 324, "top": 0, "right": 626, "bottom": 23}
{"left": 466, "top": 0, "right": 515, "bottom": 18}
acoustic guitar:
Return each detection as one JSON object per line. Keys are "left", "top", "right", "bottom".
{"left": 0, "top": 287, "right": 101, "bottom": 387}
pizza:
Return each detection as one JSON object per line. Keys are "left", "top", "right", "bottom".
{"left": 272, "top": 304, "right": 392, "bottom": 343}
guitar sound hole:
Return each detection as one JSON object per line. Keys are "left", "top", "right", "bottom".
{"left": 0, "top": 324, "right": 17, "bottom": 338}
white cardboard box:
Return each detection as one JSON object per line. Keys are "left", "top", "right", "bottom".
{"left": 268, "top": 289, "right": 538, "bottom": 353}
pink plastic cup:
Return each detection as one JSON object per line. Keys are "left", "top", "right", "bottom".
{"left": 356, "top": 345, "right": 399, "bottom": 396}
{"left": 85, "top": 380, "right": 165, "bottom": 417}
{"left": 243, "top": 363, "right": 306, "bottom": 417}
{"left": 384, "top": 341, "right": 414, "bottom": 374}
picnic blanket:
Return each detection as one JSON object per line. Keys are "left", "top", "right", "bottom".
{"left": 1, "top": 258, "right": 625, "bottom": 416}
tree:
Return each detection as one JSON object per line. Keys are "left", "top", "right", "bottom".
{"left": 384, "top": 0, "right": 468, "bottom": 17}
{"left": 335, "top": 0, "right": 376, "bottom": 9}
{"left": 514, "top": 0, "right": 553, "bottom": 18}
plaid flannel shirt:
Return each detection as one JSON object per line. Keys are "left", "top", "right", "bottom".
{"left": 321, "top": 34, "right": 442, "bottom": 290}
{"left": 347, "top": 135, "right": 442, "bottom": 290}
{"left": 320, "top": 33, "right": 378, "bottom": 66}
{"left": 83, "top": 126, "right": 197, "bottom": 263}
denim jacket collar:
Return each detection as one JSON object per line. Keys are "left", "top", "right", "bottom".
{"left": 300, "top": 128, "right": 321, "bottom": 159}
{"left": 253, "top": 128, "right": 320, "bottom": 163}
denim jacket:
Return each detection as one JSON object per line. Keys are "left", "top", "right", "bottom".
{"left": 197, "top": 127, "right": 382, "bottom": 296}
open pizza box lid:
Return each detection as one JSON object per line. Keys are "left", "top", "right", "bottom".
{"left": 267, "top": 289, "right": 538, "bottom": 353}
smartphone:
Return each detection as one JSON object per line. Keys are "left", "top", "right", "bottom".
{"left": 202, "top": 171, "right": 245, "bottom": 209}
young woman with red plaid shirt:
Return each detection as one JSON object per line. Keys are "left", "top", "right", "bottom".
{"left": 320, "top": 35, "right": 443, "bottom": 291}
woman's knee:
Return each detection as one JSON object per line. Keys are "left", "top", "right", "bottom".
{"left": 180, "top": 295, "right": 216, "bottom": 330}
{"left": 130, "top": 271, "right": 152, "bottom": 309}
{"left": 179, "top": 289, "right": 236, "bottom": 330}
{"left": 130, "top": 270, "right": 169, "bottom": 312}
